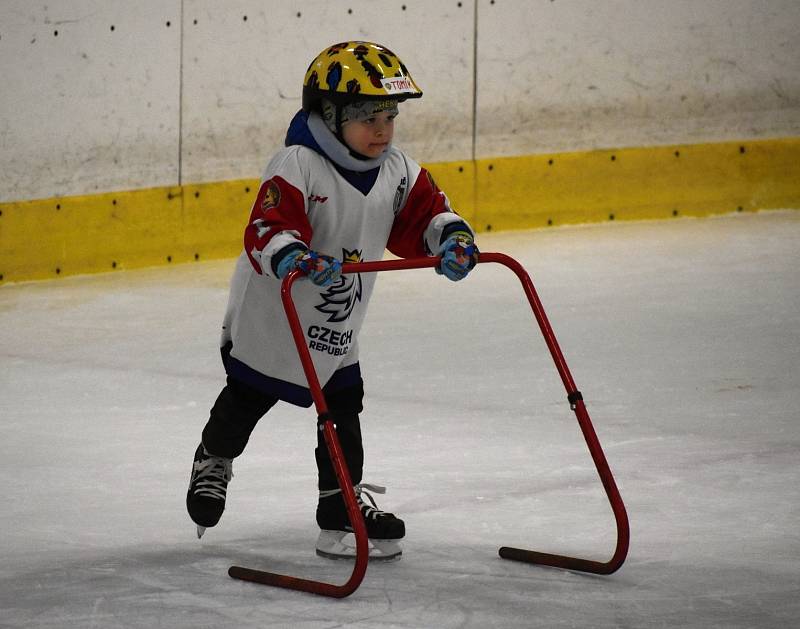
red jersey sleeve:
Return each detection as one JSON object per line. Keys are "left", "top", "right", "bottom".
{"left": 386, "top": 168, "right": 455, "bottom": 258}
{"left": 244, "top": 175, "right": 311, "bottom": 274}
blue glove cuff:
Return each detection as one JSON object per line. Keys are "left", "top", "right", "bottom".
{"left": 275, "top": 245, "right": 307, "bottom": 279}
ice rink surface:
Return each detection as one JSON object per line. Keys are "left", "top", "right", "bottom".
{"left": 1, "top": 210, "right": 799, "bottom": 628}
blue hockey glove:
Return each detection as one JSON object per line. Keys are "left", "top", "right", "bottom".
{"left": 276, "top": 246, "right": 342, "bottom": 287}
{"left": 436, "top": 232, "right": 479, "bottom": 281}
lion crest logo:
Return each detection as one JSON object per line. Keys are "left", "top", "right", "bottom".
{"left": 260, "top": 180, "right": 281, "bottom": 212}
{"left": 315, "top": 249, "right": 363, "bottom": 323}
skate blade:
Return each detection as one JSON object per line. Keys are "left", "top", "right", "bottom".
{"left": 315, "top": 529, "right": 402, "bottom": 562}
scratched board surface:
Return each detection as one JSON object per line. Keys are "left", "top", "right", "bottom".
{"left": 475, "top": 0, "right": 800, "bottom": 156}
{"left": 3, "top": 1, "right": 799, "bottom": 204}
{"left": 0, "top": 1, "right": 182, "bottom": 201}
{"left": 180, "top": 0, "right": 475, "bottom": 185}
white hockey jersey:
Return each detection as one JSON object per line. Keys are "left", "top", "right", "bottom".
{"left": 220, "top": 110, "right": 473, "bottom": 406}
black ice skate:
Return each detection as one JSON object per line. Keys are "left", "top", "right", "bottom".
{"left": 186, "top": 443, "right": 233, "bottom": 538}
{"left": 315, "top": 483, "right": 405, "bottom": 561}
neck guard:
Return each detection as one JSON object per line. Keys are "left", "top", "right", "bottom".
{"left": 307, "top": 111, "right": 391, "bottom": 172}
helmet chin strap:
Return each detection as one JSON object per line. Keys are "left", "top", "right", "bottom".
{"left": 334, "top": 104, "right": 345, "bottom": 139}
{"left": 331, "top": 103, "right": 375, "bottom": 161}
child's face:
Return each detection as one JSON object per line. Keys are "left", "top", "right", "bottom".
{"left": 342, "top": 110, "right": 396, "bottom": 158}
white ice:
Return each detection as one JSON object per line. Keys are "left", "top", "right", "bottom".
{"left": 1, "top": 211, "right": 799, "bottom": 628}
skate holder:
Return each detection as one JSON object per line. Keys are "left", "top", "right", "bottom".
{"left": 228, "top": 252, "right": 629, "bottom": 596}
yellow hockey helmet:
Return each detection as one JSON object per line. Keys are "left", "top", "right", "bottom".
{"left": 302, "top": 41, "right": 423, "bottom": 111}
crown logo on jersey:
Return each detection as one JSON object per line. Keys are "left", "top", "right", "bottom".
{"left": 315, "top": 249, "right": 363, "bottom": 323}
{"left": 342, "top": 249, "right": 362, "bottom": 264}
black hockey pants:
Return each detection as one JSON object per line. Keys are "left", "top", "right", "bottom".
{"left": 201, "top": 374, "right": 365, "bottom": 492}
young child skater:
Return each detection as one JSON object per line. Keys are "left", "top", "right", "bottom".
{"left": 187, "top": 41, "right": 479, "bottom": 560}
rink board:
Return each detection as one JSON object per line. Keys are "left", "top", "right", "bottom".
{"left": 1, "top": 137, "right": 799, "bottom": 284}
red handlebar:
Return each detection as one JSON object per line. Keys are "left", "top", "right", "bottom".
{"left": 228, "top": 252, "right": 629, "bottom": 597}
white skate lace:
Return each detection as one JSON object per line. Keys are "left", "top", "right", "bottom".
{"left": 319, "top": 483, "right": 389, "bottom": 520}
{"left": 192, "top": 450, "right": 233, "bottom": 500}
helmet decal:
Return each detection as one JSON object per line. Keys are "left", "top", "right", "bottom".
{"left": 302, "top": 41, "right": 422, "bottom": 111}
{"left": 326, "top": 62, "right": 343, "bottom": 92}
{"left": 327, "top": 42, "right": 349, "bottom": 57}
{"left": 361, "top": 59, "right": 383, "bottom": 89}
{"left": 352, "top": 44, "right": 370, "bottom": 60}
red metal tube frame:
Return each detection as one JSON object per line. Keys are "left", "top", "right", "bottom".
{"left": 227, "top": 269, "right": 370, "bottom": 598}
{"left": 228, "top": 251, "right": 629, "bottom": 597}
